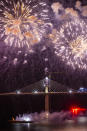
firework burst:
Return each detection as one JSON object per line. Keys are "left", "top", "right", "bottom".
{"left": 0, "top": 0, "right": 51, "bottom": 49}
{"left": 49, "top": 17, "right": 87, "bottom": 70}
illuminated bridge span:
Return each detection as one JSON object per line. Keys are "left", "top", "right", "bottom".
{"left": 14, "top": 79, "right": 70, "bottom": 93}
{"left": 0, "top": 79, "right": 85, "bottom": 95}
{"left": 0, "top": 79, "right": 86, "bottom": 113}
{"left": 0, "top": 92, "right": 87, "bottom": 96}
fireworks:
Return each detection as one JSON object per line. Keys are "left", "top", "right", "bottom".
{"left": 1, "top": 0, "right": 87, "bottom": 71}
{"left": 49, "top": 17, "right": 87, "bottom": 70}
{"left": 70, "top": 36, "right": 87, "bottom": 57}
{"left": 49, "top": 1, "right": 87, "bottom": 70}
{"left": 0, "top": 0, "right": 51, "bottom": 49}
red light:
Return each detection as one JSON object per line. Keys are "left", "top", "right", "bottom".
{"left": 71, "top": 107, "right": 86, "bottom": 115}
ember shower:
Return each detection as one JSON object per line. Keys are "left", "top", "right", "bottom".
{"left": 0, "top": 0, "right": 52, "bottom": 49}
{"left": 0, "top": 0, "right": 87, "bottom": 92}
{"left": 50, "top": 1, "right": 87, "bottom": 70}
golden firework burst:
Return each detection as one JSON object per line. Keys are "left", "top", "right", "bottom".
{"left": 0, "top": 0, "right": 51, "bottom": 48}
{"left": 70, "top": 36, "right": 87, "bottom": 57}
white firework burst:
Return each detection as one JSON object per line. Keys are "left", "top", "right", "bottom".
{"left": 49, "top": 17, "right": 87, "bottom": 70}
{"left": 0, "top": 0, "right": 51, "bottom": 49}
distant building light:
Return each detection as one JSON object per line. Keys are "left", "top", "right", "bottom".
{"left": 16, "top": 90, "right": 21, "bottom": 94}
{"left": 80, "top": 87, "right": 84, "bottom": 90}
{"left": 67, "top": 89, "right": 73, "bottom": 94}
{"left": 78, "top": 87, "right": 87, "bottom": 92}
{"left": 68, "top": 90, "right": 73, "bottom": 94}
{"left": 33, "top": 90, "right": 38, "bottom": 94}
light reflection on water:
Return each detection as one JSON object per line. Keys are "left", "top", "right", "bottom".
{"left": 9, "top": 123, "right": 87, "bottom": 131}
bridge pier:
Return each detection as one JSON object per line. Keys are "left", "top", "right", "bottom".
{"left": 45, "top": 86, "right": 49, "bottom": 112}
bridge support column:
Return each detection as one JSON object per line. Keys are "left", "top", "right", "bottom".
{"left": 45, "top": 86, "right": 49, "bottom": 112}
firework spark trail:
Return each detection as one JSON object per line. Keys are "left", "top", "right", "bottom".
{"left": 0, "top": 0, "right": 52, "bottom": 50}
{"left": 50, "top": 3, "right": 87, "bottom": 70}
{"left": 49, "top": 1, "right": 87, "bottom": 70}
